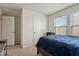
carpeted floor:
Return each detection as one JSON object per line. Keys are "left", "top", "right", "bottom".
{"left": 7, "top": 45, "right": 42, "bottom": 56}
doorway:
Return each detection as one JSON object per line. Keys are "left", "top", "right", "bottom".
{"left": 0, "top": 8, "right": 22, "bottom": 48}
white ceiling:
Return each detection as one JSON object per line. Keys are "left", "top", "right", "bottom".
{"left": 0, "top": 3, "right": 75, "bottom": 15}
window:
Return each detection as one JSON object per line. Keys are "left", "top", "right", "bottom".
{"left": 54, "top": 16, "right": 67, "bottom": 35}
{"left": 70, "top": 12, "right": 79, "bottom": 36}
{"left": 55, "top": 16, "right": 67, "bottom": 26}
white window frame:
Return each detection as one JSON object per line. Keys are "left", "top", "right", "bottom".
{"left": 54, "top": 16, "right": 67, "bottom": 35}
{"left": 70, "top": 12, "right": 79, "bottom": 36}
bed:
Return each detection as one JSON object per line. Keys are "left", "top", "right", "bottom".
{"left": 36, "top": 35, "right": 79, "bottom": 56}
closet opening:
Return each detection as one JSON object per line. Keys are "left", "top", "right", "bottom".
{"left": 0, "top": 7, "right": 22, "bottom": 47}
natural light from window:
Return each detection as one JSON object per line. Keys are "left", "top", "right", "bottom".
{"left": 55, "top": 16, "right": 67, "bottom": 26}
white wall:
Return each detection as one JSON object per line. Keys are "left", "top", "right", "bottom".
{"left": 21, "top": 8, "right": 47, "bottom": 48}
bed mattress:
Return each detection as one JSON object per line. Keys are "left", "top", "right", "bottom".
{"left": 36, "top": 35, "right": 79, "bottom": 56}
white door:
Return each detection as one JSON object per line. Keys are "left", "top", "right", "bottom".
{"left": 33, "top": 16, "right": 47, "bottom": 45}
{"left": 2, "top": 16, "right": 15, "bottom": 45}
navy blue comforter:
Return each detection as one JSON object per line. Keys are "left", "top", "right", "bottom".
{"left": 36, "top": 35, "right": 79, "bottom": 56}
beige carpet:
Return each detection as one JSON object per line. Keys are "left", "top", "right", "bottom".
{"left": 7, "top": 45, "right": 42, "bottom": 56}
